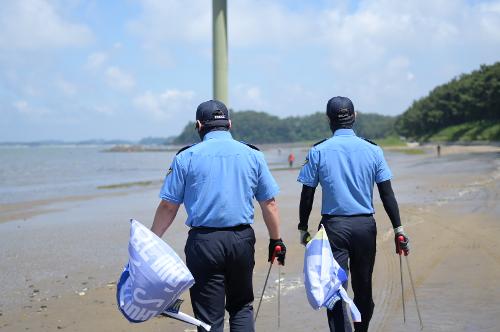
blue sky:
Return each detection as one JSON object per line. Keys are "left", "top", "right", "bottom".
{"left": 1, "top": 0, "right": 499, "bottom": 141}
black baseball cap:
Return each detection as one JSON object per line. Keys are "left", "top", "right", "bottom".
{"left": 326, "top": 96, "right": 355, "bottom": 127}
{"left": 196, "top": 100, "right": 230, "bottom": 127}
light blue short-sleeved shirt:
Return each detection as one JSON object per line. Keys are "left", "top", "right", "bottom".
{"left": 160, "top": 131, "right": 280, "bottom": 228}
{"left": 297, "top": 129, "right": 392, "bottom": 215}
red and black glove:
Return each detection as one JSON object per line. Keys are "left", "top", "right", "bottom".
{"left": 394, "top": 226, "right": 410, "bottom": 255}
{"left": 268, "top": 238, "right": 287, "bottom": 265}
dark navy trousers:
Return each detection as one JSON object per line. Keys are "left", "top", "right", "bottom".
{"left": 185, "top": 225, "right": 256, "bottom": 332}
{"left": 321, "top": 215, "right": 377, "bottom": 332}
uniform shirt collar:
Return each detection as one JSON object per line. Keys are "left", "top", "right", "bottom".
{"left": 203, "top": 130, "right": 233, "bottom": 141}
{"left": 333, "top": 128, "right": 356, "bottom": 137}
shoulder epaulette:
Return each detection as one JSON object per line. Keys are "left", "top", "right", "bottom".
{"left": 176, "top": 144, "right": 195, "bottom": 155}
{"left": 361, "top": 138, "right": 378, "bottom": 146}
{"left": 313, "top": 138, "right": 327, "bottom": 147}
{"left": 240, "top": 141, "right": 260, "bottom": 151}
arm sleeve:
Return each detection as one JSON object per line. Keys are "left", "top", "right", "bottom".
{"left": 298, "top": 185, "right": 316, "bottom": 231}
{"left": 297, "top": 149, "right": 319, "bottom": 187}
{"left": 377, "top": 180, "right": 401, "bottom": 228}
{"left": 375, "top": 147, "right": 392, "bottom": 183}
{"left": 254, "top": 153, "right": 280, "bottom": 202}
{"left": 159, "top": 155, "right": 186, "bottom": 204}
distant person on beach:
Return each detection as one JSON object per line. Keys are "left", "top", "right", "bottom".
{"left": 297, "top": 96, "right": 410, "bottom": 332}
{"left": 288, "top": 152, "right": 295, "bottom": 168}
{"left": 151, "top": 99, "right": 286, "bottom": 332}
{"left": 437, "top": 144, "right": 441, "bottom": 157}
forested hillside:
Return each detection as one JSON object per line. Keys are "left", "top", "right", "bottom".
{"left": 173, "top": 111, "right": 396, "bottom": 144}
{"left": 173, "top": 63, "right": 499, "bottom": 145}
{"left": 395, "top": 62, "right": 500, "bottom": 141}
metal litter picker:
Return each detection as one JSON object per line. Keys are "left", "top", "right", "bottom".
{"left": 398, "top": 236, "right": 424, "bottom": 330}
{"left": 255, "top": 246, "right": 282, "bottom": 326}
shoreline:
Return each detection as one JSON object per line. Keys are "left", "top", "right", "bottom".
{"left": 0, "top": 166, "right": 308, "bottom": 225}
{"left": 2, "top": 144, "right": 498, "bottom": 226}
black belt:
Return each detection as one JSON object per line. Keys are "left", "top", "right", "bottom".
{"left": 190, "top": 224, "right": 251, "bottom": 231}
{"left": 322, "top": 214, "right": 373, "bottom": 218}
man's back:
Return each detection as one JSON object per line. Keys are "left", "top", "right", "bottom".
{"left": 298, "top": 129, "right": 392, "bottom": 216}
{"left": 160, "top": 131, "right": 278, "bottom": 227}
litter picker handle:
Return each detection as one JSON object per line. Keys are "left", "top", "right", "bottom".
{"left": 271, "top": 246, "right": 282, "bottom": 264}
{"left": 255, "top": 245, "right": 282, "bottom": 322}
{"left": 398, "top": 235, "right": 408, "bottom": 256}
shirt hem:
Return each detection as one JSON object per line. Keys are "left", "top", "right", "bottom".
{"left": 159, "top": 194, "right": 182, "bottom": 205}
{"left": 297, "top": 178, "right": 318, "bottom": 187}
{"left": 375, "top": 175, "right": 392, "bottom": 184}
{"left": 255, "top": 188, "right": 280, "bottom": 202}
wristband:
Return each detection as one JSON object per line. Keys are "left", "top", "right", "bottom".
{"left": 394, "top": 226, "right": 405, "bottom": 234}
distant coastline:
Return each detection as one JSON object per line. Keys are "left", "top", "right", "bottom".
{"left": 101, "top": 145, "right": 177, "bottom": 153}
{"left": 2, "top": 138, "right": 498, "bottom": 151}
{"left": 0, "top": 139, "right": 134, "bottom": 147}
{"left": 0, "top": 136, "right": 174, "bottom": 147}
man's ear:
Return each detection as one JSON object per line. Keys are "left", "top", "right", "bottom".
{"left": 354, "top": 111, "right": 357, "bottom": 120}
{"left": 196, "top": 120, "right": 203, "bottom": 131}
{"left": 228, "top": 119, "right": 232, "bottom": 129}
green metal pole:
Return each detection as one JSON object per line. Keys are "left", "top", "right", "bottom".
{"left": 212, "top": 0, "right": 228, "bottom": 106}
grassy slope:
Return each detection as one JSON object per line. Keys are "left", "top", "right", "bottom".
{"left": 373, "top": 135, "right": 406, "bottom": 147}
{"left": 426, "top": 120, "right": 500, "bottom": 142}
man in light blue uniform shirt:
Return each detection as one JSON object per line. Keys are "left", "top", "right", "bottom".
{"left": 151, "top": 100, "right": 287, "bottom": 332}
{"left": 297, "top": 96, "right": 410, "bottom": 332}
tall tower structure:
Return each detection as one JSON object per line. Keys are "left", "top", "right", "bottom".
{"left": 212, "top": 0, "right": 228, "bottom": 105}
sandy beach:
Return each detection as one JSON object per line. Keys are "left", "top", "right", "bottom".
{"left": 1, "top": 144, "right": 499, "bottom": 331}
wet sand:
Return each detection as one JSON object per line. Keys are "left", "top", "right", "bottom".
{"left": 0, "top": 146, "right": 499, "bottom": 331}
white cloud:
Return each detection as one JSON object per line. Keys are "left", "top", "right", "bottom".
{"left": 310, "top": 0, "right": 500, "bottom": 113}
{"left": 93, "top": 105, "right": 114, "bottom": 115}
{"left": 127, "top": 0, "right": 211, "bottom": 67}
{"left": 86, "top": 52, "right": 108, "bottom": 70}
{"left": 0, "top": 0, "right": 93, "bottom": 50}
{"left": 232, "top": 84, "right": 267, "bottom": 110}
{"left": 128, "top": 0, "right": 210, "bottom": 45}
{"left": 24, "top": 85, "right": 42, "bottom": 97}
{"left": 134, "top": 89, "right": 195, "bottom": 119}
{"left": 55, "top": 78, "right": 77, "bottom": 96}
{"left": 13, "top": 100, "right": 29, "bottom": 113}
{"left": 130, "top": 0, "right": 316, "bottom": 48}
{"left": 13, "top": 100, "right": 48, "bottom": 115}
{"left": 128, "top": 0, "right": 499, "bottom": 115}
{"left": 477, "top": 1, "right": 500, "bottom": 40}
{"left": 105, "top": 66, "right": 135, "bottom": 91}
{"left": 229, "top": 1, "right": 318, "bottom": 48}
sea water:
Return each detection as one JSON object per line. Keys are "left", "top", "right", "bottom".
{"left": 0, "top": 146, "right": 175, "bottom": 205}
{"left": 1, "top": 145, "right": 497, "bottom": 208}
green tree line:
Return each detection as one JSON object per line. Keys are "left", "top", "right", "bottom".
{"left": 395, "top": 62, "right": 500, "bottom": 140}
{"left": 173, "top": 111, "right": 396, "bottom": 145}
{"left": 173, "top": 62, "right": 499, "bottom": 145}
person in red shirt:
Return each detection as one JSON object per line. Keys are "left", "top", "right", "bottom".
{"left": 288, "top": 152, "right": 295, "bottom": 168}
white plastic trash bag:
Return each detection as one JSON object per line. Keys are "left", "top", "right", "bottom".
{"left": 116, "top": 219, "right": 195, "bottom": 322}
{"left": 303, "top": 225, "right": 361, "bottom": 322}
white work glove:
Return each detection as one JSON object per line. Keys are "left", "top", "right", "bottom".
{"left": 299, "top": 230, "right": 312, "bottom": 246}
